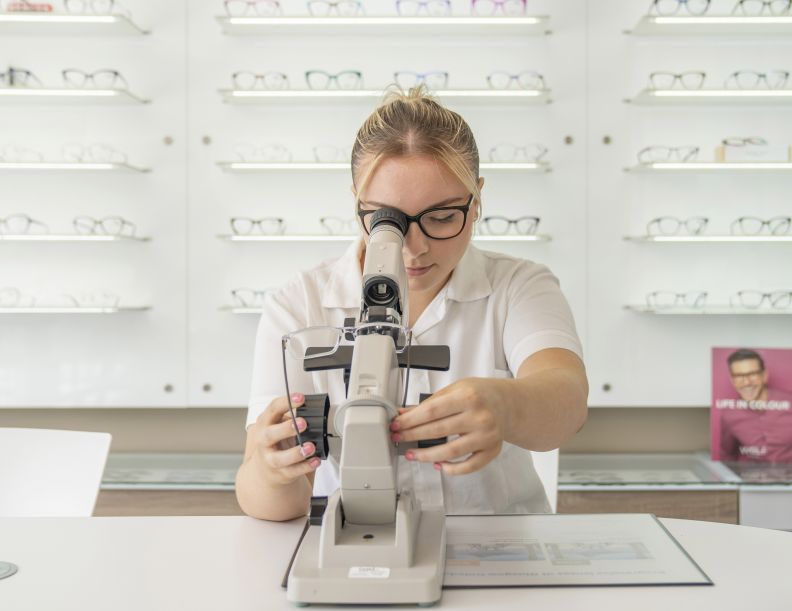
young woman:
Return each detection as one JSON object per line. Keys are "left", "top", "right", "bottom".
{"left": 236, "top": 87, "right": 588, "bottom": 521}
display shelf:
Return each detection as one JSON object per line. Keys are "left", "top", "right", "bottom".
{"left": 216, "top": 161, "right": 551, "bottom": 173}
{"left": 216, "top": 15, "right": 550, "bottom": 36}
{"left": 102, "top": 453, "right": 240, "bottom": 490}
{"left": 218, "top": 88, "right": 551, "bottom": 106}
{"left": 624, "top": 235, "right": 792, "bottom": 243}
{"left": 0, "top": 306, "right": 151, "bottom": 314}
{"left": 217, "top": 234, "right": 551, "bottom": 242}
{"left": 0, "top": 11, "right": 149, "bottom": 35}
{"left": 0, "top": 234, "right": 149, "bottom": 242}
{"left": 0, "top": 162, "right": 149, "bottom": 173}
{"left": 0, "top": 88, "right": 149, "bottom": 105}
{"left": 626, "top": 15, "right": 792, "bottom": 36}
{"left": 559, "top": 452, "right": 739, "bottom": 487}
{"left": 627, "top": 89, "right": 792, "bottom": 106}
{"left": 625, "top": 162, "right": 792, "bottom": 173}
{"left": 624, "top": 305, "right": 792, "bottom": 315}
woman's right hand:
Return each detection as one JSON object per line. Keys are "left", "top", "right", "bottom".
{"left": 252, "top": 393, "right": 321, "bottom": 486}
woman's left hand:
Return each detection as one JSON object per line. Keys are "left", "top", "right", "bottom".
{"left": 389, "top": 377, "right": 510, "bottom": 476}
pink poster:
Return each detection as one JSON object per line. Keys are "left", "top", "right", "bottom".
{"left": 711, "top": 348, "right": 792, "bottom": 463}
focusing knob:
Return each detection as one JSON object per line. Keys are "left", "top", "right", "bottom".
{"left": 301, "top": 393, "right": 330, "bottom": 460}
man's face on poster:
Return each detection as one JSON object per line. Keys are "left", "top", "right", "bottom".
{"left": 729, "top": 358, "right": 768, "bottom": 401}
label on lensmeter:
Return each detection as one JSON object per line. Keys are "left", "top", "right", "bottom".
{"left": 348, "top": 566, "right": 390, "bottom": 579}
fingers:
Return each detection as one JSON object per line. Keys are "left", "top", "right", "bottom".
{"left": 264, "top": 442, "right": 321, "bottom": 485}
{"left": 439, "top": 448, "right": 500, "bottom": 476}
{"left": 258, "top": 414, "right": 307, "bottom": 450}
{"left": 392, "top": 392, "right": 465, "bottom": 431}
{"left": 403, "top": 432, "right": 498, "bottom": 465}
{"left": 391, "top": 412, "right": 469, "bottom": 445}
{"left": 256, "top": 393, "right": 305, "bottom": 427}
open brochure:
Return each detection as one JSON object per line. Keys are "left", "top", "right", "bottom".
{"left": 443, "top": 513, "right": 711, "bottom": 588}
{"left": 285, "top": 513, "right": 711, "bottom": 589}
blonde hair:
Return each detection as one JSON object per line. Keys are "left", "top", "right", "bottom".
{"left": 351, "top": 85, "right": 481, "bottom": 213}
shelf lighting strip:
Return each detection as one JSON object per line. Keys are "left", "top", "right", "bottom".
{"left": 628, "top": 236, "right": 792, "bottom": 243}
{"left": 0, "top": 88, "right": 119, "bottom": 97}
{"left": 0, "top": 14, "right": 117, "bottom": 24}
{"left": 649, "top": 90, "right": 792, "bottom": 98}
{"left": 0, "top": 162, "right": 118, "bottom": 170}
{"left": 221, "top": 235, "right": 550, "bottom": 242}
{"left": 0, "top": 307, "right": 145, "bottom": 314}
{"left": 651, "top": 16, "right": 792, "bottom": 25}
{"left": 0, "top": 235, "right": 147, "bottom": 242}
{"left": 226, "top": 89, "right": 546, "bottom": 99}
{"left": 220, "top": 162, "right": 544, "bottom": 171}
{"left": 223, "top": 17, "right": 543, "bottom": 26}
{"left": 639, "top": 162, "right": 792, "bottom": 170}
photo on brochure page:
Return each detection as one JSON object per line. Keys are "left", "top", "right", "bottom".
{"left": 711, "top": 347, "right": 792, "bottom": 464}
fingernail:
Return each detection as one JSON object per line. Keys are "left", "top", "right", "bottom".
{"left": 405, "top": 451, "right": 415, "bottom": 461}
{"left": 291, "top": 393, "right": 304, "bottom": 403}
{"left": 390, "top": 421, "right": 400, "bottom": 432}
{"left": 391, "top": 433, "right": 401, "bottom": 443}
{"left": 300, "top": 442, "right": 315, "bottom": 457}
{"left": 433, "top": 462, "right": 443, "bottom": 471}
{"left": 297, "top": 418, "right": 307, "bottom": 431}
{"left": 309, "top": 458, "right": 321, "bottom": 468}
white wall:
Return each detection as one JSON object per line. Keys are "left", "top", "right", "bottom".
{"left": 0, "top": 0, "right": 789, "bottom": 408}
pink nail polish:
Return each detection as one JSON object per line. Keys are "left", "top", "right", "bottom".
{"left": 297, "top": 418, "right": 307, "bottom": 431}
{"left": 390, "top": 421, "right": 400, "bottom": 432}
{"left": 405, "top": 451, "right": 414, "bottom": 461}
{"left": 309, "top": 458, "right": 321, "bottom": 468}
{"left": 292, "top": 393, "right": 304, "bottom": 403}
{"left": 300, "top": 443, "right": 314, "bottom": 457}
{"left": 391, "top": 433, "right": 401, "bottom": 443}
{"left": 433, "top": 462, "right": 443, "bottom": 471}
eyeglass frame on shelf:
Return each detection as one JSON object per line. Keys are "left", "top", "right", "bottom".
{"left": 304, "top": 70, "right": 363, "bottom": 90}
{"left": 230, "top": 217, "right": 286, "bottom": 235}
{"left": 223, "top": 0, "right": 283, "bottom": 16}
{"left": 645, "top": 290, "right": 708, "bottom": 308}
{"left": 648, "top": 71, "right": 707, "bottom": 90}
{"left": 393, "top": 71, "right": 449, "bottom": 89}
{"left": 637, "top": 145, "right": 700, "bottom": 164}
{"left": 730, "top": 290, "right": 792, "bottom": 309}
{"left": 649, "top": 0, "right": 711, "bottom": 16}
{"left": 394, "top": 0, "right": 452, "bottom": 17}
{"left": 731, "top": 0, "right": 792, "bottom": 16}
{"left": 470, "top": 0, "right": 527, "bottom": 16}
{"left": 729, "top": 216, "right": 792, "bottom": 235}
{"left": 0, "top": 214, "right": 49, "bottom": 235}
{"left": 480, "top": 215, "right": 540, "bottom": 235}
{"left": 307, "top": 0, "right": 364, "bottom": 16}
{"left": 646, "top": 216, "right": 709, "bottom": 236}
{"left": 725, "top": 70, "right": 790, "bottom": 90}
{"left": 62, "top": 69, "right": 129, "bottom": 90}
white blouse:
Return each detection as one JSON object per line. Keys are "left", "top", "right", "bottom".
{"left": 247, "top": 238, "right": 583, "bottom": 514}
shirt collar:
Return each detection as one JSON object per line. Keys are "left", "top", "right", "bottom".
{"left": 319, "top": 239, "right": 492, "bottom": 310}
{"left": 446, "top": 244, "right": 492, "bottom": 303}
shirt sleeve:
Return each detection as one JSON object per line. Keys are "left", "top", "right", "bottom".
{"left": 246, "top": 280, "right": 312, "bottom": 430}
{"left": 502, "top": 262, "right": 584, "bottom": 375}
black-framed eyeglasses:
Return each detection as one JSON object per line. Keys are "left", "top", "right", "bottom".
{"left": 357, "top": 194, "right": 474, "bottom": 240}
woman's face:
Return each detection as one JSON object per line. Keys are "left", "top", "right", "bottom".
{"left": 354, "top": 154, "right": 482, "bottom": 300}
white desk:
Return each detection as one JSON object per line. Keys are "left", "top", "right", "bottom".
{"left": 1, "top": 516, "right": 790, "bottom": 611}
